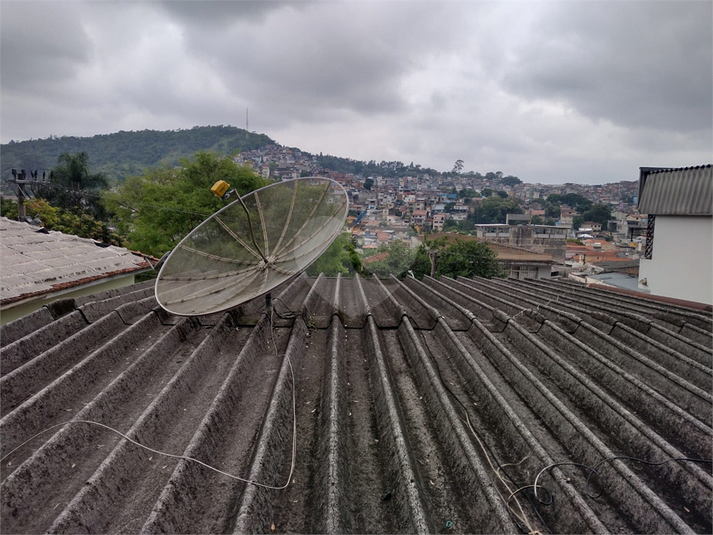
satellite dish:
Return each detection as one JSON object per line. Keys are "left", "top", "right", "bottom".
{"left": 155, "top": 177, "right": 349, "bottom": 316}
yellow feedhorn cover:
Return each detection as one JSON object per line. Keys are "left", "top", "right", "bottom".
{"left": 211, "top": 180, "right": 231, "bottom": 198}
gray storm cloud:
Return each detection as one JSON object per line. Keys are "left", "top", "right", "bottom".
{"left": 1, "top": 0, "right": 710, "bottom": 183}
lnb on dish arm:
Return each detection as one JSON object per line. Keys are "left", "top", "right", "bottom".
{"left": 210, "top": 179, "right": 267, "bottom": 262}
{"left": 211, "top": 180, "right": 235, "bottom": 200}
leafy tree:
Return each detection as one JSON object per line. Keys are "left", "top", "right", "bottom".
{"left": 36, "top": 151, "right": 108, "bottom": 217}
{"left": 363, "top": 178, "right": 374, "bottom": 191}
{"left": 409, "top": 236, "right": 503, "bottom": 280}
{"left": 481, "top": 188, "right": 494, "bottom": 197}
{"left": 472, "top": 196, "right": 523, "bottom": 224}
{"left": 572, "top": 215, "right": 584, "bottom": 230}
{"left": 544, "top": 218, "right": 556, "bottom": 226}
{"left": 437, "top": 239, "right": 503, "bottom": 279}
{"left": 546, "top": 193, "right": 592, "bottom": 213}
{"left": 410, "top": 244, "right": 433, "bottom": 279}
{"left": 416, "top": 238, "right": 502, "bottom": 280}
{"left": 104, "top": 151, "right": 268, "bottom": 257}
{"left": 24, "top": 198, "right": 124, "bottom": 245}
{"left": 458, "top": 189, "right": 480, "bottom": 199}
{"left": 531, "top": 215, "right": 544, "bottom": 225}
{"left": 545, "top": 204, "right": 561, "bottom": 219}
{"left": 500, "top": 175, "right": 522, "bottom": 187}
{"left": 582, "top": 204, "right": 612, "bottom": 225}
{"left": 452, "top": 159, "right": 464, "bottom": 175}
{"left": 362, "top": 240, "right": 417, "bottom": 278}
{"left": 443, "top": 219, "right": 459, "bottom": 231}
{"left": 53, "top": 151, "right": 108, "bottom": 191}
{"left": 496, "top": 190, "right": 508, "bottom": 199}
{"left": 306, "top": 233, "right": 361, "bottom": 276}
{"left": 1, "top": 198, "right": 18, "bottom": 219}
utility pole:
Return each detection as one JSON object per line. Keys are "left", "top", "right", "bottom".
{"left": 8, "top": 169, "right": 49, "bottom": 221}
{"left": 9, "top": 169, "right": 30, "bottom": 220}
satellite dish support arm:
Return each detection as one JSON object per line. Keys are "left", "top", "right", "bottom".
{"left": 229, "top": 189, "right": 268, "bottom": 263}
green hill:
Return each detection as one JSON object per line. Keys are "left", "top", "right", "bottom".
{"left": 1, "top": 126, "right": 276, "bottom": 184}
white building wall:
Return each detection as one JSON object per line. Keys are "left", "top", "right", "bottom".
{"left": 639, "top": 215, "right": 712, "bottom": 305}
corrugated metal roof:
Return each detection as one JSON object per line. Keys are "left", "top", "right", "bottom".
{"left": 638, "top": 165, "right": 713, "bottom": 216}
{"left": 1, "top": 274, "right": 711, "bottom": 534}
{"left": 0, "top": 217, "right": 151, "bottom": 305}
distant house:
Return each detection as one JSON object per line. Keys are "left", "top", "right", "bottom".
{"left": 0, "top": 218, "right": 153, "bottom": 324}
{"left": 637, "top": 165, "right": 712, "bottom": 305}
{"left": 432, "top": 213, "right": 447, "bottom": 232}
{"left": 411, "top": 210, "right": 428, "bottom": 226}
{"left": 582, "top": 221, "right": 602, "bottom": 232}
{"left": 473, "top": 224, "right": 568, "bottom": 264}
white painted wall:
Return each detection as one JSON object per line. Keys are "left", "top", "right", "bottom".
{"left": 639, "top": 215, "right": 712, "bottom": 305}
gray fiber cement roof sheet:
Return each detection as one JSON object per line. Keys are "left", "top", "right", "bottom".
{"left": 0, "top": 274, "right": 711, "bottom": 534}
{"left": 639, "top": 165, "right": 712, "bottom": 216}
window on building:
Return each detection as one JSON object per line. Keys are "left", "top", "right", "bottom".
{"left": 509, "top": 265, "right": 539, "bottom": 280}
{"left": 645, "top": 215, "right": 655, "bottom": 259}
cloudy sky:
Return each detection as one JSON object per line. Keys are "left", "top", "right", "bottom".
{"left": 1, "top": 1, "right": 711, "bottom": 184}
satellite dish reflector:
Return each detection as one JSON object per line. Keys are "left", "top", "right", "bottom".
{"left": 155, "top": 177, "right": 349, "bottom": 316}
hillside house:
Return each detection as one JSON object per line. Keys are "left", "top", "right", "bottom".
{"left": 411, "top": 210, "right": 428, "bottom": 226}
{"left": 432, "top": 213, "right": 447, "bottom": 232}
{"left": 473, "top": 224, "right": 568, "bottom": 263}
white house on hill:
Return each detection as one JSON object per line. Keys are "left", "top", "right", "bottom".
{"left": 637, "top": 165, "right": 712, "bottom": 305}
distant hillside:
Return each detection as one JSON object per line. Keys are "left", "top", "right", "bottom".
{"left": 1, "top": 126, "right": 276, "bottom": 184}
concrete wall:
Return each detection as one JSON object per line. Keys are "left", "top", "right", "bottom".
{"left": 505, "top": 263, "right": 551, "bottom": 280}
{"left": 639, "top": 215, "right": 712, "bottom": 305}
{"left": 487, "top": 226, "right": 567, "bottom": 264}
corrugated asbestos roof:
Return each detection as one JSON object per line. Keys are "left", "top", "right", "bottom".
{"left": 638, "top": 165, "right": 712, "bottom": 216}
{"left": 0, "top": 217, "right": 151, "bottom": 305}
{"left": 1, "top": 273, "right": 711, "bottom": 534}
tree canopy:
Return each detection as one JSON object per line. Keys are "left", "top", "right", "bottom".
{"left": 582, "top": 203, "right": 612, "bottom": 225}
{"left": 104, "top": 151, "right": 268, "bottom": 257}
{"left": 500, "top": 175, "right": 522, "bottom": 187}
{"left": 305, "top": 234, "right": 361, "bottom": 277}
{"left": 412, "top": 237, "right": 503, "bottom": 280}
{"left": 472, "top": 196, "right": 523, "bottom": 224}
{"left": 435, "top": 239, "right": 503, "bottom": 279}
{"left": 546, "top": 193, "right": 592, "bottom": 213}
{"left": 0, "top": 198, "right": 124, "bottom": 245}
{"left": 36, "top": 151, "right": 108, "bottom": 217}
{"left": 362, "top": 240, "right": 418, "bottom": 279}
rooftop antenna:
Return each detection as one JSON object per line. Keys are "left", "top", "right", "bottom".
{"left": 155, "top": 177, "right": 349, "bottom": 316}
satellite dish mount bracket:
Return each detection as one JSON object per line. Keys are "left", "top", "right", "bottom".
{"left": 225, "top": 188, "right": 268, "bottom": 264}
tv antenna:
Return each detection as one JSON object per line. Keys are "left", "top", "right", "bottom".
{"left": 155, "top": 177, "right": 349, "bottom": 316}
